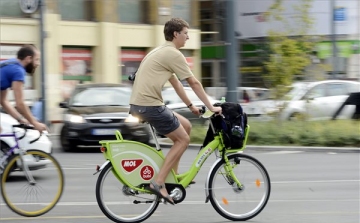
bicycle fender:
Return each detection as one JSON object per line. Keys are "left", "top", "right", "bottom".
{"left": 94, "top": 160, "right": 111, "bottom": 175}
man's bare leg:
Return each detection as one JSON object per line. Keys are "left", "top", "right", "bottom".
{"left": 151, "top": 125, "right": 190, "bottom": 200}
{"left": 172, "top": 112, "right": 191, "bottom": 174}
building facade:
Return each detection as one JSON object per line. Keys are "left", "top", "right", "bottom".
{"left": 199, "top": 0, "right": 360, "bottom": 88}
{"left": 0, "top": 0, "right": 201, "bottom": 121}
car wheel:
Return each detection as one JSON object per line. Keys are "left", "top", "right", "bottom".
{"left": 60, "top": 126, "right": 77, "bottom": 152}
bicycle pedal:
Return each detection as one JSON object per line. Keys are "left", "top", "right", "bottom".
{"left": 122, "top": 186, "right": 137, "bottom": 196}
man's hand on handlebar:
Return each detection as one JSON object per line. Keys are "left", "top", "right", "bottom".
{"left": 33, "top": 121, "right": 48, "bottom": 133}
{"left": 209, "top": 106, "right": 222, "bottom": 115}
{"left": 189, "top": 105, "right": 201, "bottom": 116}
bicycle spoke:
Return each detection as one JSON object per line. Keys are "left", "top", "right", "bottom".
{"left": 96, "top": 163, "right": 159, "bottom": 223}
{"left": 1, "top": 151, "right": 64, "bottom": 217}
{"left": 208, "top": 153, "right": 271, "bottom": 221}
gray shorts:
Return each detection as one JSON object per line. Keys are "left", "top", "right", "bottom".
{"left": 130, "top": 105, "right": 180, "bottom": 135}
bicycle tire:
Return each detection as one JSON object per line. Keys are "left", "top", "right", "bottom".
{"left": 96, "top": 162, "right": 159, "bottom": 223}
{"left": 208, "top": 153, "right": 271, "bottom": 221}
{"left": 1, "top": 150, "right": 64, "bottom": 217}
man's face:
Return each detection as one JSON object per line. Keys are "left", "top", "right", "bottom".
{"left": 174, "top": 27, "right": 189, "bottom": 48}
{"left": 24, "top": 50, "right": 40, "bottom": 74}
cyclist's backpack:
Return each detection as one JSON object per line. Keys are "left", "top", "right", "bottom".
{"left": 0, "top": 60, "right": 17, "bottom": 68}
{"left": 202, "top": 102, "right": 247, "bottom": 149}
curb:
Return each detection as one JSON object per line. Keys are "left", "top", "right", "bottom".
{"left": 50, "top": 135, "right": 359, "bottom": 153}
{"left": 151, "top": 139, "right": 360, "bottom": 153}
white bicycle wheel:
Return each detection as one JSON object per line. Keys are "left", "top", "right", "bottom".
{"left": 208, "top": 153, "right": 271, "bottom": 221}
{"left": 96, "top": 162, "right": 159, "bottom": 223}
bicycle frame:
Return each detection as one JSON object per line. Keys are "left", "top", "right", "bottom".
{"left": 98, "top": 114, "right": 250, "bottom": 193}
{"left": 0, "top": 132, "right": 21, "bottom": 170}
{"left": 0, "top": 126, "right": 39, "bottom": 183}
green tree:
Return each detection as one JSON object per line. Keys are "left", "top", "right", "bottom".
{"left": 263, "top": 0, "right": 317, "bottom": 99}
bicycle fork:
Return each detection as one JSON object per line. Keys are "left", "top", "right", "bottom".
{"left": 18, "top": 151, "right": 36, "bottom": 185}
{"left": 204, "top": 154, "right": 244, "bottom": 203}
{"left": 223, "top": 156, "right": 244, "bottom": 193}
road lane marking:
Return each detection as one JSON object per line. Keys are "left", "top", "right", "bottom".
{"left": 272, "top": 179, "right": 359, "bottom": 184}
{"left": 1, "top": 198, "right": 358, "bottom": 208}
{"left": 263, "top": 151, "right": 303, "bottom": 154}
{"left": 0, "top": 214, "right": 161, "bottom": 221}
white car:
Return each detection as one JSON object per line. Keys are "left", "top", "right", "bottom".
{"left": 248, "top": 80, "right": 360, "bottom": 121}
{"left": 162, "top": 87, "right": 219, "bottom": 125}
{"left": 0, "top": 112, "right": 52, "bottom": 170}
{"left": 205, "top": 86, "right": 270, "bottom": 103}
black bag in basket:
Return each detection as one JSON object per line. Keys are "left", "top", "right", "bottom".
{"left": 202, "top": 102, "right": 247, "bottom": 149}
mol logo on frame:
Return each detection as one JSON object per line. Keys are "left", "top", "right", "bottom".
{"left": 121, "top": 159, "right": 143, "bottom": 173}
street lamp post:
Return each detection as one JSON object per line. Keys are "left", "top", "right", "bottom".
{"left": 19, "top": 0, "right": 47, "bottom": 123}
{"left": 225, "top": 0, "right": 239, "bottom": 103}
{"left": 331, "top": 0, "right": 338, "bottom": 79}
{"left": 39, "top": 0, "right": 47, "bottom": 124}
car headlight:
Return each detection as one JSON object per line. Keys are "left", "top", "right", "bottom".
{"left": 65, "top": 114, "right": 85, "bottom": 123}
{"left": 125, "top": 114, "right": 139, "bottom": 123}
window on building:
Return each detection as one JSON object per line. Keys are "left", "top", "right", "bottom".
{"left": 0, "top": 0, "right": 28, "bottom": 18}
{"left": 61, "top": 47, "right": 93, "bottom": 100}
{"left": 118, "top": 0, "right": 149, "bottom": 24}
{"left": 172, "top": 0, "right": 191, "bottom": 24}
{"left": 120, "top": 49, "right": 146, "bottom": 84}
{"left": 59, "top": 0, "right": 93, "bottom": 21}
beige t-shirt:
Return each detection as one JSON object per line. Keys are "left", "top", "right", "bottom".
{"left": 130, "top": 41, "right": 194, "bottom": 106}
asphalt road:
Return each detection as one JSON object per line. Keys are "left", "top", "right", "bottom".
{"left": 0, "top": 140, "right": 359, "bottom": 223}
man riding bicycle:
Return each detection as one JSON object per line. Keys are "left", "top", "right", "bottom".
{"left": 129, "top": 18, "right": 222, "bottom": 205}
{"left": 0, "top": 45, "right": 47, "bottom": 133}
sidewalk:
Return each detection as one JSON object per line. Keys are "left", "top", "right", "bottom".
{"left": 152, "top": 138, "right": 360, "bottom": 153}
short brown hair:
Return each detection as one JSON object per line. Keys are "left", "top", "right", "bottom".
{"left": 17, "top": 45, "right": 37, "bottom": 60}
{"left": 164, "top": 18, "right": 189, "bottom": 41}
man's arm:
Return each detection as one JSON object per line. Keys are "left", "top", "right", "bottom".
{"left": 185, "top": 76, "right": 215, "bottom": 110}
{"left": 0, "top": 89, "right": 29, "bottom": 123}
{"left": 168, "top": 75, "right": 192, "bottom": 107}
{"left": 11, "top": 81, "right": 37, "bottom": 124}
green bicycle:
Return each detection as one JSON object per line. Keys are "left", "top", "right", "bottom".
{"left": 94, "top": 108, "right": 271, "bottom": 223}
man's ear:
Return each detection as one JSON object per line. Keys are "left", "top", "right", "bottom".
{"left": 25, "top": 55, "right": 32, "bottom": 63}
{"left": 173, "top": 31, "right": 178, "bottom": 39}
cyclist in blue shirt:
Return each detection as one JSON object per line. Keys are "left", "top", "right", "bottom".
{"left": 0, "top": 45, "right": 47, "bottom": 132}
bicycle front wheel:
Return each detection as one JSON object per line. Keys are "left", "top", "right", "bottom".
{"left": 1, "top": 150, "right": 64, "bottom": 217}
{"left": 208, "top": 153, "right": 271, "bottom": 221}
{"left": 96, "top": 162, "right": 159, "bottom": 223}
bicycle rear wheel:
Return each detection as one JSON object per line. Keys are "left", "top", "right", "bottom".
{"left": 208, "top": 153, "right": 271, "bottom": 221}
{"left": 96, "top": 162, "right": 159, "bottom": 223}
{"left": 1, "top": 150, "right": 64, "bottom": 217}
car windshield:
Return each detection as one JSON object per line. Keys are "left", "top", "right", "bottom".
{"left": 69, "top": 87, "right": 131, "bottom": 106}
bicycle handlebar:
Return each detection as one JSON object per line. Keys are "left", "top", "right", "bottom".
{"left": 12, "top": 124, "right": 42, "bottom": 144}
{"left": 199, "top": 106, "right": 206, "bottom": 115}
{"left": 199, "top": 105, "right": 222, "bottom": 118}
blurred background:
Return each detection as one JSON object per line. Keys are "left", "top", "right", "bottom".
{"left": 1, "top": 0, "right": 359, "bottom": 131}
